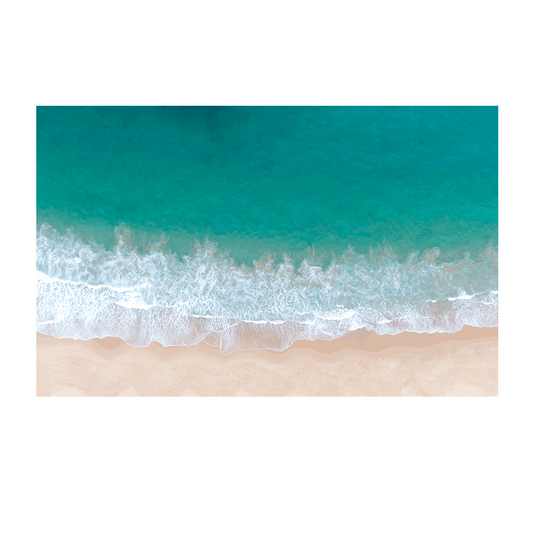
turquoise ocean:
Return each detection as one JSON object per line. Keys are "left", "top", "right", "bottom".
{"left": 36, "top": 107, "right": 498, "bottom": 352}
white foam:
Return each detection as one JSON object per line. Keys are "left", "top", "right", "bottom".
{"left": 447, "top": 292, "right": 476, "bottom": 301}
{"left": 36, "top": 224, "right": 498, "bottom": 353}
{"left": 116, "top": 301, "right": 156, "bottom": 310}
{"left": 36, "top": 270, "right": 146, "bottom": 293}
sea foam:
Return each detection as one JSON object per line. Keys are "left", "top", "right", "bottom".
{"left": 36, "top": 224, "right": 498, "bottom": 353}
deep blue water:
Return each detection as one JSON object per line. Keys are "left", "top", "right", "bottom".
{"left": 36, "top": 107, "right": 498, "bottom": 351}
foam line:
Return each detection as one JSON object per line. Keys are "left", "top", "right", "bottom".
{"left": 36, "top": 224, "right": 498, "bottom": 353}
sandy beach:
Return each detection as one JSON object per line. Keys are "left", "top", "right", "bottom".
{"left": 36, "top": 326, "right": 497, "bottom": 396}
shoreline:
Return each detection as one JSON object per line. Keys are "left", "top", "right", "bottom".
{"left": 36, "top": 326, "right": 498, "bottom": 396}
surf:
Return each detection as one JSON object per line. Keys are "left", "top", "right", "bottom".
{"left": 36, "top": 224, "right": 498, "bottom": 353}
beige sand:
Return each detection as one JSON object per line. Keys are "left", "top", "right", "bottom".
{"left": 36, "top": 326, "right": 497, "bottom": 396}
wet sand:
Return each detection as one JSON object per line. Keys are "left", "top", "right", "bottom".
{"left": 36, "top": 326, "right": 497, "bottom": 396}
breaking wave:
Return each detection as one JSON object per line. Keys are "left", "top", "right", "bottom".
{"left": 36, "top": 224, "right": 498, "bottom": 353}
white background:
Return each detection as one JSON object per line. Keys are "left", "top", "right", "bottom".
{"left": 18, "top": 84, "right": 515, "bottom": 417}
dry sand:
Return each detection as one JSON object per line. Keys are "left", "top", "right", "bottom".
{"left": 36, "top": 326, "right": 497, "bottom": 396}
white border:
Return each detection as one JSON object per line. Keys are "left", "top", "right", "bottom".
{"left": 18, "top": 84, "right": 515, "bottom": 417}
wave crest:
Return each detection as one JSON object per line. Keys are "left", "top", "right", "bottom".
{"left": 36, "top": 224, "right": 498, "bottom": 353}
